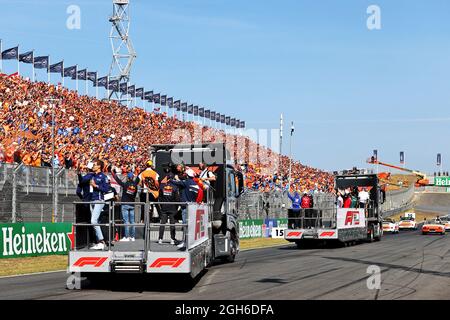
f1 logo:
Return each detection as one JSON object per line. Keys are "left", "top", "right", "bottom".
{"left": 345, "top": 211, "right": 359, "bottom": 225}
{"left": 320, "top": 232, "right": 335, "bottom": 237}
{"left": 195, "top": 209, "right": 206, "bottom": 240}
{"left": 150, "top": 258, "right": 186, "bottom": 268}
{"left": 287, "top": 232, "right": 302, "bottom": 237}
{"left": 73, "top": 257, "right": 107, "bottom": 267}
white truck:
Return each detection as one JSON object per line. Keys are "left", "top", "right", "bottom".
{"left": 68, "top": 143, "right": 244, "bottom": 281}
{"left": 284, "top": 172, "right": 384, "bottom": 247}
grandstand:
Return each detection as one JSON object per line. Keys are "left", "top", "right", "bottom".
{"left": 0, "top": 73, "right": 333, "bottom": 194}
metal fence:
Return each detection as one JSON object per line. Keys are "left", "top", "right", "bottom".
{"left": 0, "top": 163, "right": 78, "bottom": 223}
{"left": 0, "top": 162, "right": 417, "bottom": 223}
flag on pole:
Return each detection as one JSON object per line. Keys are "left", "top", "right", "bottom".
{"left": 235, "top": 119, "right": 240, "bottom": 128}
{"left": 199, "top": 108, "right": 205, "bottom": 117}
{"left": 230, "top": 118, "right": 236, "bottom": 127}
{"left": 181, "top": 102, "right": 187, "bottom": 112}
{"left": 205, "top": 110, "right": 211, "bottom": 119}
{"left": 108, "top": 79, "right": 119, "bottom": 92}
{"left": 119, "top": 82, "right": 128, "bottom": 94}
{"left": 33, "top": 56, "right": 49, "bottom": 69}
{"left": 153, "top": 93, "right": 161, "bottom": 104}
{"left": 87, "top": 72, "right": 97, "bottom": 84}
{"left": 49, "top": 61, "right": 63, "bottom": 75}
{"left": 63, "top": 65, "right": 77, "bottom": 78}
{"left": 19, "top": 51, "right": 33, "bottom": 64}
{"left": 167, "top": 97, "right": 173, "bottom": 108}
{"left": 160, "top": 95, "right": 167, "bottom": 106}
{"left": 225, "top": 116, "right": 230, "bottom": 125}
{"left": 400, "top": 152, "right": 405, "bottom": 164}
{"left": 193, "top": 106, "right": 199, "bottom": 116}
{"left": 127, "top": 85, "right": 136, "bottom": 97}
{"left": 97, "top": 76, "right": 108, "bottom": 88}
{"left": 77, "top": 69, "right": 87, "bottom": 80}
{"left": 174, "top": 100, "right": 181, "bottom": 111}
{"left": 437, "top": 153, "right": 442, "bottom": 166}
{"left": 373, "top": 150, "right": 378, "bottom": 161}
{"left": 210, "top": 111, "right": 216, "bottom": 121}
{"left": 240, "top": 121, "right": 245, "bottom": 129}
{"left": 215, "top": 112, "right": 221, "bottom": 122}
{"left": 1, "top": 46, "right": 18, "bottom": 60}
{"left": 136, "top": 87, "right": 144, "bottom": 99}
{"left": 221, "top": 115, "right": 226, "bottom": 124}
{"left": 144, "top": 91, "right": 153, "bottom": 102}
{"left": 188, "top": 104, "right": 194, "bottom": 114}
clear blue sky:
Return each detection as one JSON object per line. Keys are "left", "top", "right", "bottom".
{"left": 1, "top": 0, "right": 450, "bottom": 174}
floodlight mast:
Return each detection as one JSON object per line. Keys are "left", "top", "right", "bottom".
{"left": 108, "top": 0, "right": 137, "bottom": 105}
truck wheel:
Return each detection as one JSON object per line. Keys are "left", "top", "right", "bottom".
{"left": 225, "top": 232, "right": 238, "bottom": 263}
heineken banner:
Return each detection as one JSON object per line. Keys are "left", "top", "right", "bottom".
{"left": 239, "top": 219, "right": 288, "bottom": 239}
{"left": 435, "top": 177, "right": 450, "bottom": 187}
{"left": 0, "top": 223, "right": 73, "bottom": 259}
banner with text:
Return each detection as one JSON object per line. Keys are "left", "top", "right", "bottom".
{"left": 239, "top": 219, "right": 288, "bottom": 239}
{"left": 0, "top": 223, "right": 73, "bottom": 259}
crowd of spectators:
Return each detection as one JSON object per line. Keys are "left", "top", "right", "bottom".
{"left": 0, "top": 73, "right": 334, "bottom": 194}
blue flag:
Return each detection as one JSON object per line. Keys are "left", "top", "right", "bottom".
{"left": 19, "top": 51, "right": 33, "bottom": 64}
{"left": 231, "top": 118, "right": 236, "bottom": 127}
{"left": 33, "top": 56, "right": 49, "bottom": 69}
{"left": 221, "top": 115, "right": 226, "bottom": 124}
{"left": 205, "top": 110, "right": 210, "bottom": 118}
{"left": 49, "top": 61, "right": 63, "bottom": 75}
{"left": 108, "top": 79, "right": 119, "bottom": 92}
{"left": 161, "top": 95, "right": 167, "bottom": 106}
{"left": 199, "top": 108, "right": 205, "bottom": 117}
{"left": 136, "top": 87, "right": 144, "bottom": 98}
{"left": 77, "top": 69, "right": 87, "bottom": 80}
{"left": 144, "top": 91, "right": 153, "bottom": 101}
{"left": 64, "top": 66, "right": 77, "bottom": 78}
{"left": 97, "top": 76, "right": 108, "bottom": 88}
{"left": 225, "top": 116, "right": 230, "bottom": 125}
{"left": 181, "top": 102, "right": 187, "bottom": 112}
{"left": 127, "top": 85, "right": 136, "bottom": 97}
{"left": 240, "top": 121, "right": 245, "bottom": 129}
{"left": 188, "top": 105, "right": 193, "bottom": 114}
{"left": 167, "top": 97, "right": 173, "bottom": 108}
{"left": 87, "top": 72, "right": 97, "bottom": 83}
{"left": 194, "top": 106, "right": 199, "bottom": 116}
{"left": 2, "top": 47, "right": 18, "bottom": 60}
{"left": 119, "top": 82, "right": 128, "bottom": 94}
{"left": 210, "top": 111, "right": 216, "bottom": 120}
{"left": 153, "top": 93, "right": 161, "bottom": 104}
{"left": 174, "top": 100, "right": 181, "bottom": 111}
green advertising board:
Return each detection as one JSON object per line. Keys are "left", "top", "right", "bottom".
{"left": 0, "top": 223, "right": 73, "bottom": 259}
{"left": 239, "top": 219, "right": 288, "bottom": 239}
{"left": 435, "top": 177, "right": 450, "bottom": 187}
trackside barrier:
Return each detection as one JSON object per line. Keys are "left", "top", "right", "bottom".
{"left": 0, "top": 222, "right": 72, "bottom": 259}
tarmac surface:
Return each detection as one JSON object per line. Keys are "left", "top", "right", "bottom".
{"left": 1, "top": 228, "right": 450, "bottom": 300}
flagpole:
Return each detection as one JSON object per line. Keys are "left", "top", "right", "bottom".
{"left": 76, "top": 65, "right": 78, "bottom": 93}
{"left": 0, "top": 39, "right": 2, "bottom": 73}
{"left": 62, "top": 61, "right": 65, "bottom": 88}
{"left": 47, "top": 56, "right": 50, "bottom": 84}
{"left": 95, "top": 74, "right": 99, "bottom": 100}
{"left": 17, "top": 45, "right": 20, "bottom": 76}
{"left": 32, "top": 53, "right": 35, "bottom": 82}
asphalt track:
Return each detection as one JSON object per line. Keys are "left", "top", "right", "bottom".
{"left": 1, "top": 228, "right": 450, "bottom": 300}
{"left": 414, "top": 192, "right": 450, "bottom": 215}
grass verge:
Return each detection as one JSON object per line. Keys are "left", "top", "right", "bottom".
{"left": 0, "top": 255, "right": 67, "bottom": 277}
{"left": 240, "top": 238, "right": 290, "bottom": 250}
